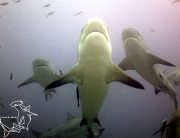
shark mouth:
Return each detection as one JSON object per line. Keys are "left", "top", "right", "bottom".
{"left": 82, "top": 31, "right": 108, "bottom": 42}
{"left": 34, "top": 65, "right": 47, "bottom": 69}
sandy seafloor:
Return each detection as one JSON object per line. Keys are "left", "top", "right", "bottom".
{"left": 0, "top": 0, "right": 180, "bottom": 138}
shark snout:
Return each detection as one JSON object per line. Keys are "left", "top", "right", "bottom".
{"left": 81, "top": 18, "right": 109, "bottom": 42}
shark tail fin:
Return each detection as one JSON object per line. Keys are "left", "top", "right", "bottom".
{"left": 87, "top": 126, "right": 105, "bottom": 138}
{"left": 30, "top": 128, "right": 41, "bottom": 138}
{"left": 80, "top": 117, "right": 103, "bottom": 138}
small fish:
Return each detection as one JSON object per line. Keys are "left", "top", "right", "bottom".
{"left": 124, "top": 91, "right": 127, "bottom": 96}
{"left": 47, "top": 11, "right": 54, "bottom": 18}
{"left": 10, "top": 71, "right": 13, "bottom": 80}
{"left": 13, "top": 0, "right": 21, "bottom": 3}
{"left": 170, "top": 0, "right": 180, "bottom": 5}
{"left": 0, "top": 2, "right": 8, "bottom": 5}
{"left": 0, "top": 43, "right": 2, "bottom": 48}
{"left": 150, "top": 28, "right": 156, "bottom": 33}
{"left": 74, "top": 11, "right": 82, "bottom": 16}
{"left": 43, "top": 4, "right": 51, "bottom": 7}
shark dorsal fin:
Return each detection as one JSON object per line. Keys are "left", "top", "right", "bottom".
{"left": 67, "top": 112, "right": 75, "bottom": 122}
{"left": 146, "top": 52, "right": 175, "bottom": 67}
{"left": 17, "top": 76, "right": 37, "bottom": 88}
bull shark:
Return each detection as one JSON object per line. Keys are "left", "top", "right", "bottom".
{"left": 46, "top": 18, "right": 144, "bottom": 137}
{"left": 30, "top": 112, "right": 104, "bottom": 138}
{"left": 17, "top": 59, "right": 60, "bottom": 101}
{"left": 118, "top": 28, "right": 177, "bottom": 110}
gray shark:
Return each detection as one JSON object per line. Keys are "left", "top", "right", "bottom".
{"left": 17, "top": 59, "right": 60, "bottom": 101}
{"left": 118, "top": 28, "right": 177, "bottom": 110}
{"left": 30, "top": 112, "right": 104, "bottom": 138}
{"left": 46, "top": 18, "right": 144, "bottom": 137}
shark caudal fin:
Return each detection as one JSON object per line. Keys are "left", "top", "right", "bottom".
{"left": 80, "top": 117, "right": 103, "bottom": 138}
{"left": 86, "top": 126, "right": 105, "bottom": 138}
{"left": 30, "top": 128, "right": 42, "bottom": 138}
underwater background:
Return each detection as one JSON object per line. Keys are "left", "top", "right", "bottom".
{"left": 0, "top": 0, "right": 180, "bottom": 137}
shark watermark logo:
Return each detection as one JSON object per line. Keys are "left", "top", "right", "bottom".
{"left": 0, "top": 100, "right": 38, "bottom": 137}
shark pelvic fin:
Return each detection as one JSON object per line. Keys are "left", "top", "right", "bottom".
{"left": 118, "top": 57, "right": 134, "bottom": 70}
{"left": 45, "top": 63, "right": 83, "bottom": 89}
{"left": 154, "top": 87, "right": 161, "bottom": 95}
{"left": 17, "top": 76, "right": 37, "bottom": 88}
{"left": 146, "top": 52, "right": 176, "bottom": 67}
{"left": 107, "top": 63, "right": 144, "bottom": 90}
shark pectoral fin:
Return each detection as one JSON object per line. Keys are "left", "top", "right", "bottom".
{"left": 45, "top": 63, "right": 83, "bottom": 89}
{"left": 155, "top": 87, "right": 161, "bottom": 95}
{"left": 67, "top": 112, "right": 75, "bottom": 122}
{"left": 107, "top": 63, "right": 144, "bottom": 89}
{"left": 147, "top": 52, "right": 176, "bottom": 67}
{"left": 17, "top": 76, "right": 37, "bottom": 88}
{"left": 118, "top": 57, "right": 134, "bottom": 70}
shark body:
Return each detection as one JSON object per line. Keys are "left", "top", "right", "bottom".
{"left": 31, "top": 112, "right": 104, "bottom": 138}
{"left": 46, "top": 18, "right": 144, "bottom": 137}
{"left": 17, "top": 59, "right": 60, "bottom": 100}
{"left": 118, "top": 28, "right": 177, "bottom": 110}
